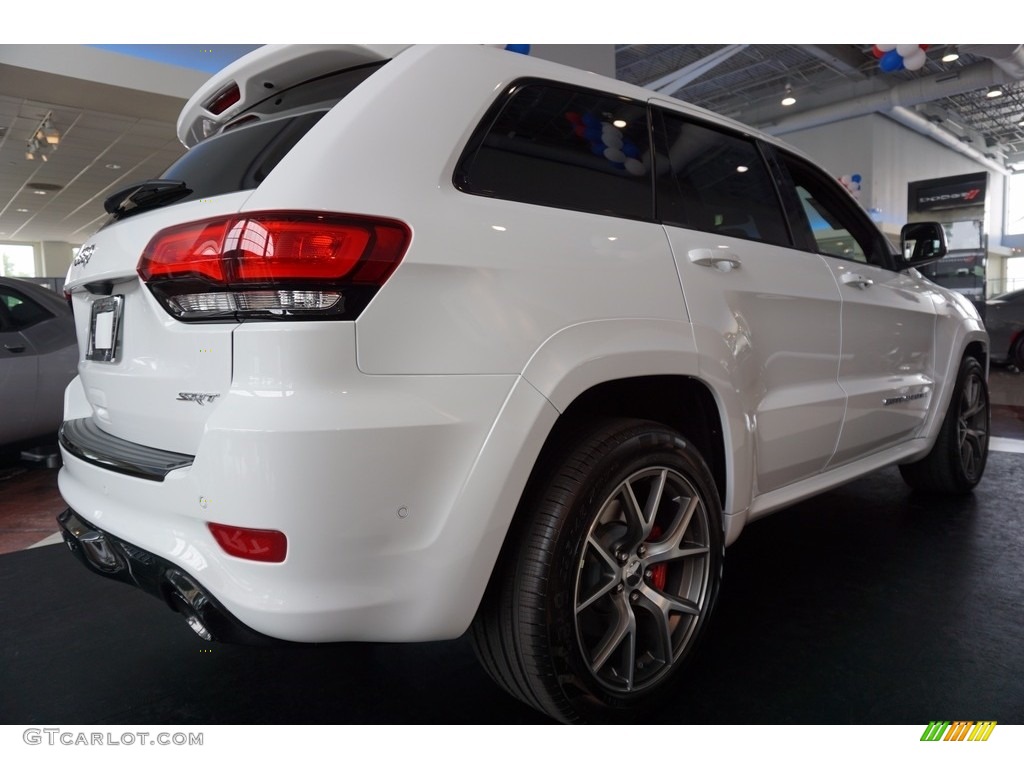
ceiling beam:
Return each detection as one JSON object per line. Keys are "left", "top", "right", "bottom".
{"left": 645, "top": 45, "right": 749, "bottom": 95}
{"left": 799, "top": 44, "right": 867, "bottom": 79}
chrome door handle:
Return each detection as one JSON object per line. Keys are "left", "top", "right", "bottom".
{"left": 841, "top": 272, "right": 874, "bottom": 289}
{"left": 688, "top": 248, "right": 741, "bottom": 271}
{"left": 4, "top": 343, "right": 26, "bottom": 353}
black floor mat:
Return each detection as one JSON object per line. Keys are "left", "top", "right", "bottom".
{"left": 2, "top": 455, "right": 1023, "bottom": 725}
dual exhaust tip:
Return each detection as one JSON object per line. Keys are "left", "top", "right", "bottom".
{"left": 58, "top": 508, "right": 276, "bottom": 646}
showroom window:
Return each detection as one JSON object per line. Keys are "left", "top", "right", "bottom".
{"left": 653, "top": 110, "right": 790, "bottom": 247}
{"left": 455, "top": 80, "right": 653, "bottom": 220}
{"left": 0, "top": 243, "right": 36, "bottom": 278}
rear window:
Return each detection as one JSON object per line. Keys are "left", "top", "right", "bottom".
{"left": 160, "top": 111, "right": 327, "bottom": 201}
{"left": 108, "top": 62, "right": 386, "bottom": 216}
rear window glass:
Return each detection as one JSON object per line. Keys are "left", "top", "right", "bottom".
{"left": 108, "top": 63, "right": 386, "bottom": 215}
{"left": 161, "top": 111, "right": 326, "bottom": 201}
{"left": 456, "top": 80, "right": 653, "bottom": 220}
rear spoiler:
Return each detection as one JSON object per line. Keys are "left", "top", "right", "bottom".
{"left": 176, "top": 44, "right": 410, "bottom": 148}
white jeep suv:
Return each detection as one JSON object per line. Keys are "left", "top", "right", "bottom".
{"left": 57, "top": 44, "right": 990, "bottom": 723}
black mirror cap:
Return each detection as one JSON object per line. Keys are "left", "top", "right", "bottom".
{"left": 900, "top": 221, "right": 948, "bottom": 268}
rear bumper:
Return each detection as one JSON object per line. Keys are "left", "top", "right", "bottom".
{"left": 58, "top": 507, "right": 278, "bottom": 645}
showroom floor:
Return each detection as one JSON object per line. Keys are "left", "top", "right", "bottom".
{"left": 1, "top": 368, "right": 1022, "bottom": 724}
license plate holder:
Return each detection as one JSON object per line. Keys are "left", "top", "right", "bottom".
{"left": 86, "top": 295, "right": 124, "bottom": 363}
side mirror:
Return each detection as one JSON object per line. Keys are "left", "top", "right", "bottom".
{"left": 900, "top": 221, "right": 948, "bottom": 267}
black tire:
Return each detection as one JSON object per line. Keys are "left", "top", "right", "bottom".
{"left": 471, "top": 418, "right": 724, "bottom": 723}
{"left": 899, "top": 356, "right": 989, "bottom": 493}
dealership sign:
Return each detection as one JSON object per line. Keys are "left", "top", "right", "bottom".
{"left": 909, "top": 172, "right": 987, "bottom": 212}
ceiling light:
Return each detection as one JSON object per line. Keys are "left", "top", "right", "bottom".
{"left": 986, "top": 86, "right": 1003, "bottom": 98}
{"left": 941, "top": 47, "right": 960, "bottom": 63}
{"left": 105, "top": 163, "right": 122, "bottom": 170}
{"left": 33, "top": 190, "right": 47, "bottom": 195}
{"left": 781, "top": 85, "right": 795, "bottom": 106}
{"left": 16, "top": 208, "right": 29, "bottom": 213}
{"left": 736, "top": 165, "right": 749, "bottom": 173}
{"left": 24, "top": 112, "right": 59, "bottom": 161}
{"left": 613, "top": 119, "right": 627, "bottom": 128}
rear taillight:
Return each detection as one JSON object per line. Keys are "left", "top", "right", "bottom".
{"left": 138, "top": 211, "right": 410, "bottom": 322}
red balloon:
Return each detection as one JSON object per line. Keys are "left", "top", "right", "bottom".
{"left": 919, "top": 44, "right": 930, "bottom": 51}
{"left": 872, "top": 45, "right": 884, "bottom": 58}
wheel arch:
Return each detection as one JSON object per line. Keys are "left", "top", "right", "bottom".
{"left": 534, "top": 376, "right": 727, "bottom": 511}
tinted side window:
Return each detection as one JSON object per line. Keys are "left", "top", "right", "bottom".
{"left": 778, "top": 153, "right": 889, "bottom": 266}
{"left": 0, "top": 287, "right": 52, "bottom": 330}
{"left": 456, "top": 81, "right": 653, "bottom": 220}
{"left": 654, "top": 110, "right": 790, "bottom": 247}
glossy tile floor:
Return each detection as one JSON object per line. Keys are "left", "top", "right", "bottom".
{"left": 1, "top": 366, "right": 1022, "bottom": 724}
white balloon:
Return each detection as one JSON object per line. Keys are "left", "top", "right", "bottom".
{"left": 897, "top": 43, "right": 920, "bottom": 58}
{"left": 876, "top": 44, "right": 897, "bottom": 52}
{"left": 904, "top": 49, "right": 928, "bottom": 71}
{"left": 603, "top": 147, "right": 626, "bottom": 164}
{"left": 601, "top": 129, "right": 624, "bottom": 150}
{"left": 624, "top": 158, "right": 646, "bottom": 176}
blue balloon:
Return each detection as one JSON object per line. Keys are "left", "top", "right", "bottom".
{"left": 504, "top": 44, "right": 531, "bottom": 55}
{"left": 581, "top": 112, "right": 601, "bottom": 128}
{"left": 851, "top": 174, "right": 862, "bottom": 183}
{"left": 589, "top": 142, "right": 605, "bottom": 156}
{"left": 880, "top": 50, "right": 904, "bottom": 72}
{"left": 622, "top": 140, "right": 641, "bottom": 159}
{"left": 584, "top": 125, "right": 603, "bottom": 142}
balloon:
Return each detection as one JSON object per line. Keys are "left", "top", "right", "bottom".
{"left": 841, "top": 174, "right": 852, "bottom": 184}
{"left": 622, "top": 140, "right": 640, "bottom": 158}
{"left": 903, "top": 49, "right": 927, "bottom": 71}
{"left": 581, "top": 113, "right": 600, "bottom": 128}
{"left": 851, "top": 174, "right": 862, "bottom": 183}
{"left": 872, "top": 45, "right": 885, "bottom": 59}
{"left": 603, "top": 147, "right": 626, "bottom": 164}
{"left": 504, "top": 44, "right": 531, "bottom": 55}
{"left": 897, "top": 43, "right": 920, "bottom": 58}
{"left": 876, "top": 44, "right": 897, "bottom": 52}
{"left": 624, "top": 158, "right": 646, "bottom": 176}
{"left": 601, "top": 129, "right": 624, "bottom": 150}
{"left": 589, "top": 142, "right": 605, "bottom": 156}
{"left": 919, "top": 44, "right": 929, "bottom": 51}
{"left": 880, "top": 50, "right": 904, "bottom": 72}
{"left": 564, "top": 112, "right": 581, "bottom": 125}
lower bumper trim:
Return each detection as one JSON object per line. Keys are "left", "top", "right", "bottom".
{"left": 58, "top": 508, "right": 282, "bottom": 646}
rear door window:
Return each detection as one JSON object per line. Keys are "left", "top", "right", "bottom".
{"left": 456, "top": 80, "right": 654, "bottom": 220}
{"left": 652, "top": 109, "right": 791, "bottom": 247}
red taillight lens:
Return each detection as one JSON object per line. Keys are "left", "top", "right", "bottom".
{"left": 138, "top": 211, "right": 410, "bottom": 322}
{"left": 208, "top": 523, "right": 287, "bottom": 563}
{"left": 204, "top": 82, "right": 241, "bottom": 115}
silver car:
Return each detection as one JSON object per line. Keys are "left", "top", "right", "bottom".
{"left": 986, "top": 288, "right": 1024, "bottom": 369}
{"left": 0, "top": 276, "right": 78, "bottom": 447}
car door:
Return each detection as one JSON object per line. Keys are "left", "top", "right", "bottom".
{"left": 0, "top": 287, "right": 41, "bottom": 444}
{"left": 774, "top": 151, "right": 937, "bottom": 466}
{"left": 651, "top": 105, "right": 845, "bottom": 494}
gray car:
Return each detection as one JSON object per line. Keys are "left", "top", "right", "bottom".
{"left": 986, "top": 288, "right": 1024, "bottom": 369}
{"left": 0, "top": 276, "right": 78, "bottom": 447}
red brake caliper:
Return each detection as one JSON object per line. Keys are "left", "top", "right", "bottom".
{"left": 647, "top": 525, "right": 667, "bottom": 591}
